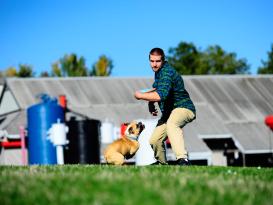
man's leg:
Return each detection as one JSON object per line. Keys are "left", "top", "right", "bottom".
{"left": 149, "top": 124, "right": 168, "bottom": 164}
{"left": 166, "top": 108, "right": 195, "bottom": 160}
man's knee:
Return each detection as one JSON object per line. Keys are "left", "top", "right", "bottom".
{"left": 166, "top": 120, "right": 179, "bottom": 132}
{"left": 149, "top": 136, "right": 165, "bottom": 146}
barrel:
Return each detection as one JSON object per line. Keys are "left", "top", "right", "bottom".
{"left": 27, "top": 95, "right": 64, "bottom": 164}
{"left": 265, "top": 115, "right": 273, "bottom": 131}
{"left": 64, "top": 118, "right": 101, "bottom": 164}
{"left": 100, "top": 119, "right": 114, "bottom": 143}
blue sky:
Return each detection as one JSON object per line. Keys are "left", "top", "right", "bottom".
{"left": 1, "top": 0, "right": 273, "bottom": 76}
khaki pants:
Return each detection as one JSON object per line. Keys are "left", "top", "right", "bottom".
{"left": 149, "top": 108, "right": 195, "bottom": 164}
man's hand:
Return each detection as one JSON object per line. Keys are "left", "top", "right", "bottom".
{"left": 148, "top": 102, "right": 158, "bottom": 116}
{"left": 134, "top": 91, "right": 143, "bottom": 100}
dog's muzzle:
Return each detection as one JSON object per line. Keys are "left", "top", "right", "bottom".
{"left": 137, "top": 122, "right": 145, "bottom": 131}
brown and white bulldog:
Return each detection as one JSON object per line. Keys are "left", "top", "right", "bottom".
{"left": 104, "top": 121, "right": 145, "bottom": 165}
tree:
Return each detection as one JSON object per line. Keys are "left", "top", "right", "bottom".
{"left": 40, "top": 71, "right": 50, "bottom": 77}
{"left": 54, "top": 53, "right": 88, "bottom": 77}
{"left": 51, "top": 62, "right": 62, "bottom": 77}
{"left": 258, "top": 44, "right": 273, "bottom": 74}
{"left": 167, "top": 41, "right": 250, "bottom": 75}
{"left": 202, "top": 45, "right": 249, "bottom": 74}
{"left": 4, "top": 67, "right": 17, "bottom": 77}
{"left": 17, "top": 64, "right": 34, "bottom": 77}
{"left": 167, "top": 42, "right": 202, "bottom": 75}
{"left": 90, "top": 55, "right": 113, "bottom": 76}
{"left": 2, "top": 65, "right": 34, "bottom": 77}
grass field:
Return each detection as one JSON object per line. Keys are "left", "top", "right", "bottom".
{"left": 0, "top": 165, "right": 273, "bottom": 205}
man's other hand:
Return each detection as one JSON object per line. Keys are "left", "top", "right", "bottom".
{"left": 148, "top": 102, "right": 158, "bottom": 116}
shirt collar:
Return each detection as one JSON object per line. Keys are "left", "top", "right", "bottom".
{"left": 155, "top": 61, "right": 168, "bottom": 76}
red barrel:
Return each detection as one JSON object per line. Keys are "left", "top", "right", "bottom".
{"left": 59, "top": 95, "right": 67, "bottom": 109}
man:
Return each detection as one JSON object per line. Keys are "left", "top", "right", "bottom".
{"left": 134, "top": 47, "right": 196, "bottom": 165}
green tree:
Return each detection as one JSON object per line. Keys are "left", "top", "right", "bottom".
{"left": 40, "top": 71, "right": 50, "bottom": 77}
{"left": 51, "top": 62, "right": 62, "bottom": 77}
{"left": 56, "top": 53, "right": 88, "bottom": 77}
{"left": 17, "top": 64, "right": 34, "bottom": 77}
{"left": 167, "top": 41, "right": 250, "bottom": 75}
{"left": 202, "top": 45, "right": 249, "bottom": 74}
{"left": 258, "top": 44, "right": 273, "bottom": 74}
{"left": 90, "top": 55, "right": 113, "bottom": 76}
{"left": 167, "top": 42, "right": 202, "bottom": 75}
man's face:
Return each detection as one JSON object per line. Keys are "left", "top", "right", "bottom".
{"left": 149, "top": 54, "right": 163, "bottom": 72}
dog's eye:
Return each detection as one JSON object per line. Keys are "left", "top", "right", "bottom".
{"left": 129, "top": 127, "right": 133, "bottom": 134}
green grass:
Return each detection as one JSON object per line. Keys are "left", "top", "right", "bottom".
{"left": 0, "top": 165, "right": 273, "bottom": 205}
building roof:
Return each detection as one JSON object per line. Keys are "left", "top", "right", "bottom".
{"left": 1, "top": 75, "right": 273, "bottom": 155}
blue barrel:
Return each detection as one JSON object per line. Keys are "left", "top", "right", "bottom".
{"left": 27, "top": 94, "right": 65, "bottom": 165}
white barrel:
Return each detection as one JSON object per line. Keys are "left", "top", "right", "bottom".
{"left": 100, "top": 120, "right": 114, "bottom": 143}
{"left": 113, "top": 126, "right": 121, "bottom": 140}
{"left": 135, "top": 119, "right": 157, "bottom": 165}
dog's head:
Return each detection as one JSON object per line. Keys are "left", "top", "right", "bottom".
{"left": 124, "top": 121, "right": 145, "bottom": 140}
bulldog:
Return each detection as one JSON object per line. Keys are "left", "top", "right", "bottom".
{"left": 104, "top": 121, "right": 145, "bottom": 165}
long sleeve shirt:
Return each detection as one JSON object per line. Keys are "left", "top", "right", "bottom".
{"left": 152, "top": 62, "right": 196, "bottom": 119}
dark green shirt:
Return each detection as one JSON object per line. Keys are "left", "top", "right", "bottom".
{"left": 152, "top": 62, "right": 196, "bottom": 120}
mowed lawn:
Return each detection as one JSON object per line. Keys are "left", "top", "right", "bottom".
{"left": 0, "top": 165, "right": 273, "bottom": 205}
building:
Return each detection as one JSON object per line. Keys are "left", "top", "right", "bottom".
{"left": 0, "top": 75, "right": 273, "bottom": 166}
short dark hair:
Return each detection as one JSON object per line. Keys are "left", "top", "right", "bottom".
{"left": 149, "top": 47, "right": 165, "bottom": 61}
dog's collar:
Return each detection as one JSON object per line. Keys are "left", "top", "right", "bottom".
{"left": 127, "top": 135, "right": 138, "bottom": 141}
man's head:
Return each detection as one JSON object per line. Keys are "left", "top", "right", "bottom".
{"left": 149, "top": 48, "right": 165, "bottom": 72}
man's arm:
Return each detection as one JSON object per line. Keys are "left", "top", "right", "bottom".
{"left": 134, "top": 90, "right": 161, "bottom": 102}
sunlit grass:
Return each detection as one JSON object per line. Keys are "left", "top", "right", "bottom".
{"left": 0, "top": 165, "right": 273, "bottom": 205}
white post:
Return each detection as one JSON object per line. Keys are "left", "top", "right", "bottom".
{"left": 56, "top": 145, "right": 64, "bottom": 165}
{"left": 47, "top": 119, "right": 69, "bottom": 165}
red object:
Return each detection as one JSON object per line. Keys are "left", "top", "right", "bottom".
{"left": 120, "top": 123, "right": 128, "bottom": 136}
{"left": 166, "top": 137, "right": 171, "bottom": 145}
{"left": 0, "top": 141, "right": 21, "bottom": 148}
{"left": 265, "top": 115, "right": 273, "bottom": 130}
{"left": 59, "top": 95, "right": 67, "bottom": 109}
